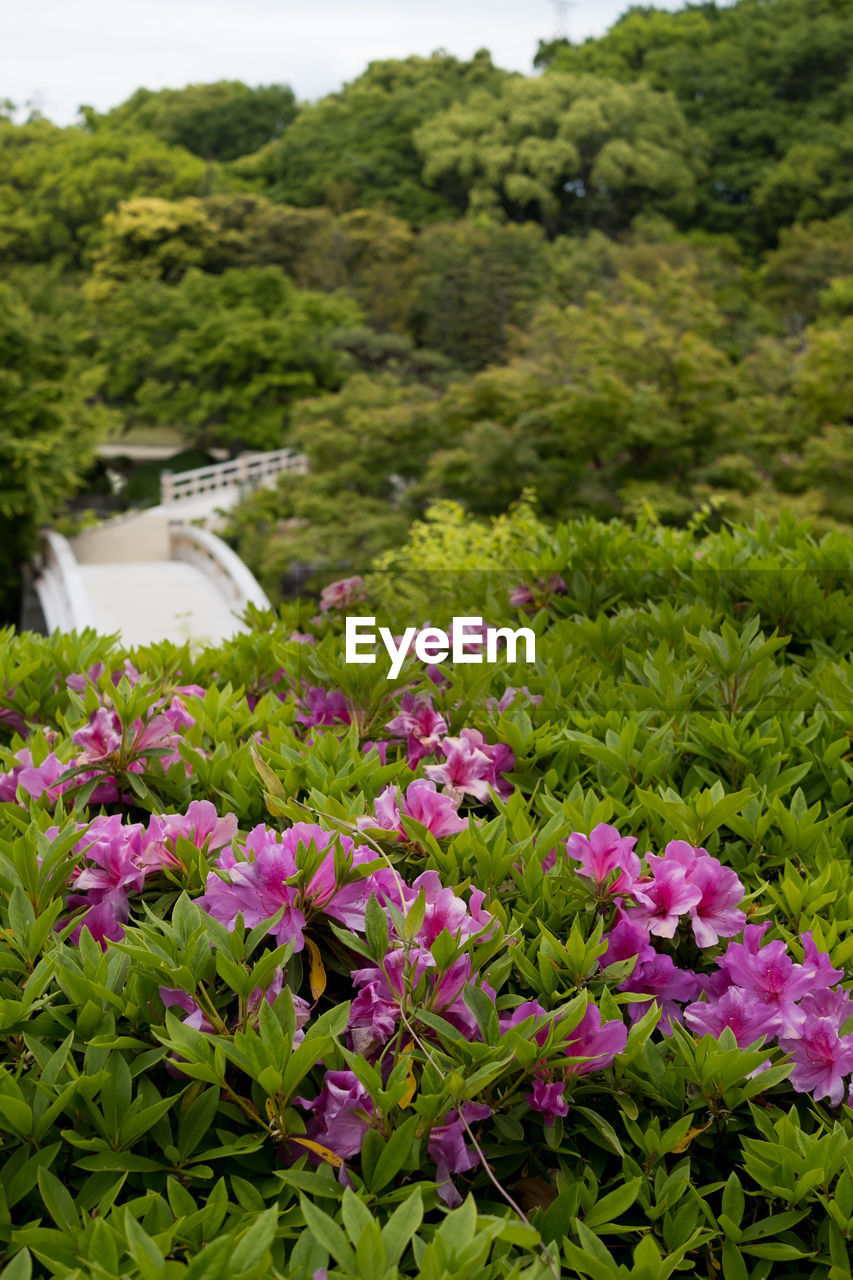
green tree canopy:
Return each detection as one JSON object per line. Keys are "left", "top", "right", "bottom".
{"left": 229, "top": 51, "right": 512, "bottom": 222}
{"left": 90, "top": 266, "right": 363, "bottom": 450}
{"left": 543, "top": 0, "right": 853, "bottom": 246}
{"left": 415, "top": 72, "right": 704, "bottom": 235}
{"left": 87, "top": 81, "right": 298, "bottom": 162}
{"left": 0, "top": 118, "right": 211, "bottom": 268}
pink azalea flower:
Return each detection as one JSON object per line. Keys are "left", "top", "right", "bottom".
{"left": 627, "top": 858, "right": 702, "bottom": 938}
{"left": 295, "top": 686, "right": 352, "bottom": 728}
{"left": 427, "top": 1103, "right": 492, "bottom": 1206}
{"left": 159, "top": 987, "right": 215, "bottom": 1033}
{"left": 424, "top": 728, "right": 514, "bottom": 805}
{"left": 71, "top": 815, "right": 147, "bottom": 897}
{"left": 600, "top": 907, "right": 656, "bottom": 969}
{"left": 500, "top": 999, "right": 550, "bottom": 1046}
{"left": 137, "top": 802, "right": 238, "bottom": 872}
{"left": 197, "top": 822, "right": 394, "bottom": 950}
{"left": 5, "top": 750, "right": 70, "bottom": 804}
{"left": 385, "top": 693, "right": 448, "bottom": 768}
{"left": 716, "top": 925, "right": 814, "bottom": 1033}
{"left": 527, "top": 1078, "right": 569, "bottom": 1124}
{"left": 659, "top": 842, "right": 746, "bottom": 946}
{"left": 564, "top": 1004, "right": 627, "bottom": 1073}
{"left": 619, "top": 953, "right": 700, "bottom": 1032}
{"left": 69, "top": 891, "right": 129, "bottom": 947}
{"left": 684, "top": 987, "right": 775, "bottom": 1048}
{"left": 566, "top": 824, "right": 641, "bottom": 897}
{"left": 361, "top": 780, "right": 467, "bottom": 841}
{"left": 319, "top": 576, "right": 367, "bottom": 613}
{"left": 296, "top": 1070, "right": 374, "bottom": 1159}
{"left": 780, "top": 1019, "right": 853, "bottom": 1107}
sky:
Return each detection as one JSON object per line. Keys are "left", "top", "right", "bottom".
{"left": 3, "top": 0, "right": 689, "bottom": 126}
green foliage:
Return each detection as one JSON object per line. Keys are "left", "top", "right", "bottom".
{"left": 90, "top": 267, "right": 362, "bottom": 449}
{"left": 89, "top": 81, "right": 299, "bottom": 162}
{"left": 544, "top": 0, "right": 853, "bottom": 248}
{"left": 415, "top": 73, "right": 704, "bottom": 235}
{"left": 230, "top": 51, "right": 512, "bottom": 222}
{"left": 0, "top": 119, "right": 212, "bottom": 268}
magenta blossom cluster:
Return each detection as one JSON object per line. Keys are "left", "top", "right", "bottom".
{"left": 58, "top": 802, "right": 237, "bottom": 945}
{"left": 686, "top": 927, "right": 853, "bottom": 1106}
{"left": 197, "top": 822, "right": 399, "bottom": 952}
{"left": 382, "top": 692, "right": 515, "bottom": 803}
{"left": 553, "top": 824, "right": 853, "bottom": 1105}
{"left": 0, "top": 692, "right": 200, "bottom": 808}
{"left": 358, "top": 779, "right": 468, "bottom": 841}
{"left": 348, "top": 870, "right": 495, "bottom": 1057}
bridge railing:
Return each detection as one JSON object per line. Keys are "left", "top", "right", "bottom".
{"left": 168, "top": 522, "right": 272, "bottom": 615}
{"left": 161, "top": 448, "right": 305, "bottom": 505}
{"left": 34, "top": 529, "right": 95, "bottom": 634}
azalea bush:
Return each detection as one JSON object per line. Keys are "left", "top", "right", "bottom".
{"left": 1, "top": 512, "right": 853, "bottom": 1278}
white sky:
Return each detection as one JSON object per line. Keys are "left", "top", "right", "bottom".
{"left": 3, "top": 0, "right": 690, "bottom": 126}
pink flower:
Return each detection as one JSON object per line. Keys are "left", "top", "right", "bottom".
{"left": 319, "top": 576, "right": 367, "bottom": 613}
{"left": 566, "top": 824, "right": 641, "bottom": 897}
{"left": 684, "top": 987, "right": 775, "bottom": 1048}
{"left": 427, "top": 1103, "right": 491, "bottom": 1206}
{"left": 500, "top": 999, "right": 550, "bottom": 1046}
{"left": 197, "top": 822, "right": 395, "bottom": 950}
{"left": 69, "top": 891, "right": 129, "bottom": 947}
{"left": 424, "top": 728, "right": 514, "bottom": 805}
{"left": 659, "top": 842, "right": 746, "bottom": 946}
{"left": 527, "top": 1078, "right": 569, "bottom": 1124}
{"left": 385, "top": 693, "right": 447, "bottom": 768}
{"left": 564, "top": 1004, "right": 627, "bottom": 1073}
{"left": 716, "top": 925, "right": 814, "bottom": 1033}
{"left": 627, "top": 858, "right": 702, "bottom": 938}
{"left": 619, "top": 953, "right": 700, "bottom": 1032}
{"left": 296, "top": 1070, "right": 374, "bottom": 1159}
{"left": 71, "top": 815, "right": 146, "bottom": 897}
{"left": 295, "top": 686, "right": 352, "bottom": 728}
{"left": 138, "top": 802, "right": 238, "bottom": 872}
{"left": 160, "top": 987, "right": 215, "bottom": 1033}
{"left": 361, "top": 780, "right": 467, "bottom": 841}
{"left": 780, "top": 1019, "right": 853, "bottom": 1107}
{"left": 600, "top": 907, "right": 655, "bottom": 968}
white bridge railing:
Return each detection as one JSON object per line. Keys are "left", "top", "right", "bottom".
{"left": 168, "top": 523, "right": 272, "bottom": 614}
{"left": 34, "top": 530, "right": 96, "bottom": 633}
{"left": 161, "top": 448, "right": 305, "bottom": 505}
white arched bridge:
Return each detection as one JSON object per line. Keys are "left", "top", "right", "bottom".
{"left": 33, "top": 449, "right": 304, "bottom": 647}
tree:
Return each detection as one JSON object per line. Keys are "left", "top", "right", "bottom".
{"left": 415, "top": 73, "right": 704, "bottom": 236}
{"left": 543, "top": 0, "right": 853, "bottom": 246}
{"left": 409, "top": 219, "right": 549, "bottom": 369}
{"left": 0, "top": 283, "right": 111, "bottom": 622}
{"left": 230, "top": 51, "right": 512, "bottom": 222}
{"left": 760, "top": 216, "right": 853, "bottom": 330}
{"left": 90, "top": 267, "right": 363, "bottom": 450}
{"left": 88, "top": 81, "right": 298, "bottom": 162}
{"left": 0, "top": 118, "right": 211, "bottom": 268}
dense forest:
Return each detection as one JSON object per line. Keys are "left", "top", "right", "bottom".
{"left": 2, "top": 0, "right": 853, "bottom": 617}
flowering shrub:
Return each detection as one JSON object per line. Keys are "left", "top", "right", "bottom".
{"left": 1, "top": 514, "right": 853, "bottom": 1278}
